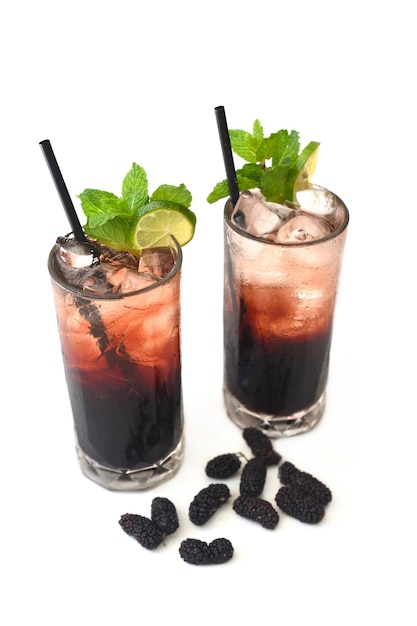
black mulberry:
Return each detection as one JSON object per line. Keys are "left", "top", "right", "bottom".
{"left": 242, "top": 427, "right": 282, "bottom": 465}
{"left": 151, "top": 497, "right": 179, "bottom": 536}
{"left": 275, "top": 486, "right": 325, "bottom": 524}
{"left": 278, "top": 461, "right": 332, "bottom": 506}
{"left": 179, "top": 538, "right": 210, "bottom": 564}
{"left": 233, "top": 495, "right": 279, "bottom": 529}
{"left": 188, "top": 483, "right": 231, "bottom": 526}
{"left": 207, "top": 538, "right": 234, "bottom": 564}
{"left": 118, "top": 513, "right": 163, "bottom": 549}
{"left": 239, "top": 457, "right": 267, "bottom": 496}
{"left": 179, "top": 538, "right": 234, "bottom": 565}
{"left": 205, "top": 453, "right": 242, "bottom": 479}
{"left": 119, "top": 512, "right": 141, "bottom": 537}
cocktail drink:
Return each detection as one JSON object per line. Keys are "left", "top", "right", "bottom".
{"left": 207, "top": 112, "right": 349, "bottom": 436}
{"left": 223, "top": 186, "right": 349, "bottom": 435}
{"left": 49, "top": 239, "right": 184, "bottom": 489}
{"left": 41, "top": 142, "right": 196, "bottom": 489}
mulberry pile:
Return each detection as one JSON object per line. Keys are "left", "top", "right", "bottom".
{"left": 179, "top": 538, "right": 234, "bottom": 565}
{"left": 118, "top": 427, "right": 334, "bottom": 563}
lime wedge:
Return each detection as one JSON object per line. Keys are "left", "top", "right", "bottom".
{"left": 285, "top": 141, "right": 320, "bottom": 203}
{"left": 130, "top": 201, "right": 196, "bottom": 250}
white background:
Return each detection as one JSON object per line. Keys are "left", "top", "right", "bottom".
{"left": 1, "top": 1, "right": 415, "bottom": 624}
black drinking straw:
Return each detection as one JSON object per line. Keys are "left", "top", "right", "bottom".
{"left": 215, "top": 106, "right": 240, "bottom": 206}
{"left": 39, "top": 139, "right": 87, "bottom": 242}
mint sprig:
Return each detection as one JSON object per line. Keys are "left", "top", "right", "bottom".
{"left": 78, "top": 162, "right": 192, "bottom": 252}
{"left": 207, "top": 120, "right": 319, "bottom": 204}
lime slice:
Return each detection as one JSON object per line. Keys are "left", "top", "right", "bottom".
{"left": 130, "top": 201, "right": 196, "bottom": 250}
{"left": 285, "top": 141, "right": 320, "bottom": 203}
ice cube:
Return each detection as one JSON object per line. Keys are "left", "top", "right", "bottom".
{"left": 53, "top": 235, "right": 102, "bottom": 288}
{"left": 296, "top": 187, "right": 338, "bottom": 218}
{"left": 77, "top": 263, "right": 117, "bottom": 294}
{"left": 295, "top": 187, "right": 347, "bottom": 231}
{"left": 232, "top": 190, "right": 282, "bottom": 236}
{"left": 54, "top": 257, "right": 87, "bottom": 287}
{"left": 107, "top": 268, "right": 129, "bottom": 292}
{"left": 138, "top": 247, "right": 176, "bottom": 280}
{"left": 56, "top": 235, "right": 100, "bottom": 268}
{"left": 265, "top": 201, "right": 298, "bottom": 222}
{"left": 119, "top": 269, "right": 157, "bottom": 294}
{"left": 275, "top": 215, "right": 331, "bottom": 243}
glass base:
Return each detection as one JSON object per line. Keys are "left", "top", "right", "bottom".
{"left": 223, "top": 388, "right": 326, "bottom": 438}
{"left": 75, "top": 436, "right": 184, "bottom": 491}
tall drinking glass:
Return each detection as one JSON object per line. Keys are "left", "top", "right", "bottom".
{"left": 223, "top": 186, "right": 349, "bottom": 437}
{"left": 48, "top": 239, "right": 183, "bottom": 490}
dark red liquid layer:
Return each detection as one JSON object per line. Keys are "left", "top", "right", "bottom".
{"left": 66, "top": 364, "right": 182, "bottom": 470}
{"left": 224, "top": 299, "right": 332, "bottom": 416}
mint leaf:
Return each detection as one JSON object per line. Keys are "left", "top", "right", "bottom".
{"left": 256, "top": 135, "right": 280, "bottom": 163}
{"left": 206, "top": 172, "right": 261, "bottom": 204}
{"left": 252, "top": 119, "right": 264, "bottom": 141}
{"left": 230, "top": 121, "right": 266, "bottom": 163}
{"left": 78, "top": 189, "right": 130, "bottom": 228}
{"left": 260, "top": 166, "right": 290, "bottom": 203}
{"left": 206, "top": 165, "right": 263, "bottom": 205}
{"left": 229, "top": 129, "right": 261, "bottom": 163}
{"left": 151, "top": 183, "right": 192, "bottom": 208}
{"left": 207, "top": 180, "right": 229, "bottom": 204}
{"left": 271, "top": 130, "right": 300, "bottom": 167}
{"left": 84, "top": 215, "right": 133, "bottom": 251}
{"left": 122, "top": 163, "right": 149, "bottom": 213}
{"left": 237, "top": 163, "right": 263, "bottom": 185}
{"left": 207, "top": 119, "right": 319, "bottom": 204}
{"left": 236, "top": 175, "right": 262, "bottom": 192}
{"left": 255, "top": 130, "right": 297, "bottom": 164}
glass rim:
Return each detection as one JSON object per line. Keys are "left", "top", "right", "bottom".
{"left": 48, "top": 235, "right": 183, "bottom": 300}
{"left": 224, "top": 185, "right": 349, "bottom": 248}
